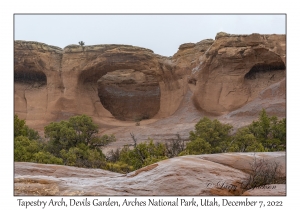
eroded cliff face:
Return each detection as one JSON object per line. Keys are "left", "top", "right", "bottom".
{"left": 14, "top": 42, "right": 188, "bottom": 128}
{"left": 14, "top": 32, "right": 286, "bottom": 134}
{"left": 14, "top": 35, "right": 286, "bottom": 197}
{"left": 14, "top": 41, "right": 63, "bottom": 125}
{"left": 190, "top": 33, "right": 286, "bottom": 115}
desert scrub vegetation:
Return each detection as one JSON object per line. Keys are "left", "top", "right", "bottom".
{"left": 239, "top": 154, "right": 285, "bottom": 191}
{"left": 14, "top": 115, "right": 63, "bottom": 165}
{"left": 105, "top": 133, "right": 167, "bottom": 173}
{"left": 14, "top": 109, "right": 285, "bottom": 174}
{"left": 179, "top": 109, "right": 286, "bottom": 156}
{"left": 14, "top": 114, "right": 115, "bottom": 168}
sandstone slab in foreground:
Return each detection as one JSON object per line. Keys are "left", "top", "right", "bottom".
{"left": 14, "top": 152, "right": 285, "bottom": 196}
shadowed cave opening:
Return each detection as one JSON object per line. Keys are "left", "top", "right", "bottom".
{"left": 97, "top": 69, "right": 161, "bottom": 121}
{"left": 14, "top": 69, "right": 47, "bottom": 86}
{"left": 245, "top": 62, "right": 286, "bottom": 80}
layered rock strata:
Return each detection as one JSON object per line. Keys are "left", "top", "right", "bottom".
{"left": 14, "top": 33, "right": 286, "bottom": 141}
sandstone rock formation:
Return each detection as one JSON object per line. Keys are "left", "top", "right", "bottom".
{"left": 98, "top": 69, "right": 160, "bottom": 121}
{"left": 14, "top": 42, "right": 190, "bottom": 129}
{"left": 14, "top": 34, "right": 286, "bottom": 197}
{"left": 14, "top": 32, "right": 286, "bottom": 148}
{"left": 14, "top": 152, "right": 285, "bottom": 196}
{"left": 191, "top": 32, "right": 286, "bottom": 115}
{"left": 14, "top": 41, "right": 63, "bottom": 126}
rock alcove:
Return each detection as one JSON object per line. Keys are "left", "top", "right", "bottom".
{"left": 244, "top": 61, "right": 286, "bottom": 81}
{"left": 14, "top": 69, "right": 47, "bottom": 86}
{"left": 244, "top": 60, "right": 286, "bottom": 98}
{"left": 97, "top": 69, "right": 160, "bottom": 121}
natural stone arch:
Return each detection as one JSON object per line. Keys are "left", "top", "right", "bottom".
{"left": 75, "top": 49, "right": 162, "bottom": 121}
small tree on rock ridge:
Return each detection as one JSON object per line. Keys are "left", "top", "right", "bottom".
{"left": 78, "top": 41, "right": 85, "bottom": 46}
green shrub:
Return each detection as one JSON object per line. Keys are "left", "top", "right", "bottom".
{"left": 14, "top": 136, "right": 41, "bottom": 162}
{"left": 15, "top": 114, "right": 114, "bottom": 169}
{"left": 179, "top": 137, "right": 212, "bottom": 155}
{"left": 14, "top": 115, "right": 39, "bottom": 140}
{"left": 248, "top": 109, "right": 286, "bottom": 151}
{"left": 228, "top": 127, "right": 265, "bottom": 152}
{"left": 60, "top": 143, "right": 105, "bottom": 168}
{"left": 14, "top": 135, "right": 63, "bottom": 164}
{"left": 182, "top": 117, "right": 233, "bottom": 155}
{"left": 117, "top": 135, "right": 167, "bottom": 171}
{"left": 44, "top": 115, "right": 98, "bottom": 151}
{"left": 44, "top": 115, "right": 115, "bottom": 157}
{"left": 14, "top": 109, "right": 285, "bottom": 174}
{"left": 32, "top": 151, "right": 63, "bottom": 165}
{"left": 189, "top": 117, "right": 233, "bottom": 153}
